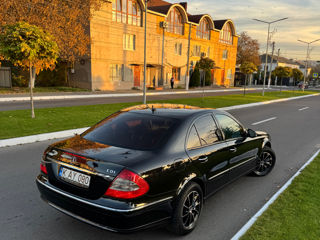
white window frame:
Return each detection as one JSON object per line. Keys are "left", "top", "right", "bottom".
{"left": 123, "top": 34, "right": 136, "bottom": 51}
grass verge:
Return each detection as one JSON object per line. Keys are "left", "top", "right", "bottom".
{"left": 0, "top": 87, "right": 89, "bottom": 94}
{"left": 241, "top": 153, "right": 320, "bottom": 240}
{"left": 0, "top": 91, "right": 317, "bottom": 139}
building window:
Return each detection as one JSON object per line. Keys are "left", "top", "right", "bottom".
{"left": 110, "top": 64, "right": 123, "bottom": 82}
{"left": 123, "top": 34, "right": 136, "bottom": 50}
{"left": 166, "top": 7, "right": 184, "bottom": 35}
{"left": 112, "top": 0, "right": 142, "bottom": 27}
{"left": 172, "top": 67, "right": 181, "bottom": 81}
{"left": 193, "top": 45, "right": 201, "bottom": 57}
{"left": 175, "top": 43, "right": 182, "bottom": 55}
{"left": 222, "top": 50, "right": 228, "bottom": 60}
{"left": 207, "top": 47, "right": 210, "bottom": 58}
{"left": 219, "top": 22, "right": 233, "bottom": 44}
{"left": 196, "top": 18, "right": 210, "bottom": 40}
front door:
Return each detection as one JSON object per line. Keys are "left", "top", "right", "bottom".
{"left": 214, "top": 114, "right": 260, "bottom": 179}
{"left": 133, "top": 66, "right": 141, "bottom": 87}
{"left": 221, "top": 69, "right": 225, "bottom": 85}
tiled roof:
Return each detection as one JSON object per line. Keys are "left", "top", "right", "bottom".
{"left": 213, "top": 20, "right": 228, "bottom": 30}
{"left": 188, "top": 15, "right": 204, "bottom": 24}
{"left": 148, "top": 0, "right": 171, "bottom": 7}
{"left": 260, "top": 54, "right": 300, "bottom": 65}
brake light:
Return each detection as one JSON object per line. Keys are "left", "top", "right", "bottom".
{"left": 40, "top": 162, "right": 48, "bottom": 175}
{"left": 104, "top": 169, "right": 149, "bottom": 199}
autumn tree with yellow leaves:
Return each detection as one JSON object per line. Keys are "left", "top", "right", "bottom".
{"left": 1, "top": 0, "right": 102, "bottom": 62}
{"left": 0, "top": 22, "right": 59, "bottom": 118}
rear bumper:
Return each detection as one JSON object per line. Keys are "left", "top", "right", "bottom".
{"left": 36, "top": 175, "right": 173, "bottom": 232}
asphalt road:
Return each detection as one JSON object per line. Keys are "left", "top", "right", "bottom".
{"left": 0, "top": 89, "right": 270, "bottom": 111}
{"left": 1, "top": 95, "right": 320, "bottom": 240}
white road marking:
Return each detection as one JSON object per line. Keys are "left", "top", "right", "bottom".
{"left": 231, "top": 148, "right": 320, "bottom": 240}
{"left": 251, "top": 117, "right": 277, "bottom": 126}
{"left": 299, "top": 107, "right": 310, "bottom": 111}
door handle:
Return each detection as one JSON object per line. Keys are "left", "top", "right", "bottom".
{"left": 229, "top": 147, "right": 237, "bottom": 153}
{"left": 198, "top": 156, "right": 208, "bottom": 163}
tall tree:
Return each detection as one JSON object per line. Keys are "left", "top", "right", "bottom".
{"left": 240, "top": 61, "right": 258, "bottom": 95}
{"left": 273, "top": 66, "right": 292, "bottom": 93}
{"left": 237, "top": 32, "right": 261, "bottom": 66}
{"left": 0, "top": 0, "right": 102, "bottom": 62}
{"left": 291, "top": 68, "right": 303, "bottom": 85}
{"left": 0, "top": 22, "right": 59, "bottom": 118}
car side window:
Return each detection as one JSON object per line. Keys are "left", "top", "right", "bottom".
{"left": 187, "top": 125, "right": 201, "bottom": 150}
{"left": 194, "top": 115, "right": 219, "bottom": 146}
{"left": 215, "top": 114, "right": 243, "bottom": 140}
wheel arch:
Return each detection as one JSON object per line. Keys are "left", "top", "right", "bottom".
{"left": 176, "top": 173, "right": 206, "bottom": 198}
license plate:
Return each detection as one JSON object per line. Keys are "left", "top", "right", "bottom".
{"left": 59, "top": 167, "right": 91, "bottom": 188}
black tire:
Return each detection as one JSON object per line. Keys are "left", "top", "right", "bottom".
{"left": 168, "top": 182, "right": 203, "bottom": 235}
{"left": 252, "top": 146, "right": 276, "bottom": 176}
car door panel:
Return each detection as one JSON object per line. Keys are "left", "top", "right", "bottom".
{"left": 226, "top": 137, "right": 261, "bottom": 179}
{"left": 186, "top": 142, "right": 230, "bottom": 196}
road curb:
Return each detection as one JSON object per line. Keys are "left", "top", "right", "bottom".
{"left": 0, "top": 93, "right": 319, "bottom": 148}
{"left": 0, "top": 128, "right": 89, "bottom": 148}
{"left": 231, "top": 148, "right": 320, "bottom": 240}
{"left": 0, "top": 88, "right": 263, "bottom": 102}
{"left": 219, "top": 93, "right": 320, "bottom": 111}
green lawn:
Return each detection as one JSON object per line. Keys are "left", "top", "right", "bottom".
{"left": 0, "top": 86, "right": 89, "bottom": 94}
{"left": 0, "top": 91, "right": 318, "bottom": 139}
{"left": 241, "top": 153, "right": 320, "bottom": 240}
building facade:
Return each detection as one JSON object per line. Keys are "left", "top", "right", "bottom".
{"left": 70, "top": 0, "right": 238, "bottom": 90}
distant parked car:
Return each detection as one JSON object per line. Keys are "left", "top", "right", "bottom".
{"left": 36, "top": 104, "right": 276, "bottom": 235}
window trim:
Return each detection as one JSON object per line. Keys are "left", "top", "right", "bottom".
{"left": 196, "top": 18, "right": 210, "bottom": 40}
{"left": 112, "top": 0, "right": 142, "bottom": 27}
{"left": 166, "top": 7, "right": 184, "bottom": 35}
{"left": 185, "top": 113, "right": 222, "bottom": 151}
{"left": 213, "top": 113, "right": 246, "bottom": 141}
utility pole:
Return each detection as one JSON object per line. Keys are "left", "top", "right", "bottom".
{"left": 275, "top": 48, "right": 280, "bottom": 86}
{"left": 267, "top": 42, "right": 275, "bottom": 88}
{"left": 253, "top": 17, "right": 288, "bottom": 96}
{"left": 143, "top": 0, "right": 148, "bottom": 104}
{"left": 298, "top": 39, "right": 320, "bottom": 92}
{"left": 186, "top": 23, "right": 192, "bottom": 90}
{"left": 160, "top": 21, "right": 167, "bottom": 87}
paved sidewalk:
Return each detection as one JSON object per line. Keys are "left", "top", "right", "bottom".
{"left": 0, "top": 87, "right": 264, "bottom": 102}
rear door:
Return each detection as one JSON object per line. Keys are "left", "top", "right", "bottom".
{"left": 214, "top": 114, "right": 261, "bottom": 179}
{"left": 186, "top": 114, "right": 231, "bottom": 195}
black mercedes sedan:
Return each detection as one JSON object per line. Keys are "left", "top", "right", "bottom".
{"left": 36, "top": 104, "right": 276, "bottom": 235}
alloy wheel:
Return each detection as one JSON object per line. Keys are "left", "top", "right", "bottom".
{"left": 181, "top": 191, "right": 201, "bottom": 230}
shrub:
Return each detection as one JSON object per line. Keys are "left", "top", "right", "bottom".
{"left": 190, "top": 68, "right": 200, "bottom": 87}
{"left": 205, "top": 70, "right": 211, "bottom": 86}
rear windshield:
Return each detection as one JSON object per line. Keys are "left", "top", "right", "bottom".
{"left": 83, "top": 112, "right": 179, "bottom": 150}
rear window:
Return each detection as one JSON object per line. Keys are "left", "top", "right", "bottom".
{"left": 83, "top": 112, "right": 179, "bottom": 150}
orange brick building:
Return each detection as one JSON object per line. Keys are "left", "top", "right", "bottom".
{"left": 69, "top": 0, "right": 238, "bottom": 90}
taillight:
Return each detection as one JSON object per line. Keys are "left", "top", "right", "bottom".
{"left": 104, "top": 169, "right": 149, "bottom": 199}
{"left": 40, "top": 162, "right": 48, "bottom": 175}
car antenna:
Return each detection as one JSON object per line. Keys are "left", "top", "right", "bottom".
{"left": 152, "top": 105, "right": 156, "bottom": 114}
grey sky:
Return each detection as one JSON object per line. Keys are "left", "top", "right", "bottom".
{"left": 171, "top": 0, "right": 320, "bottom": 60}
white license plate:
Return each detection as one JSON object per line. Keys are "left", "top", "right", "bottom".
{"left": 59, "top": 167, "right": 91, "bottom": 188}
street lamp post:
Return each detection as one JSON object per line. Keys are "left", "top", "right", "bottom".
{"left": 298, "top": 39, "right": 320, "bottom": 92}
{"left": 253, "top": 17, "right": 288, "bottom": 96}
{"left": 143, "top": 0, "right": 148, "bottom": 104}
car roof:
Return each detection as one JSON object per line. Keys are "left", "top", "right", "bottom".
{"left": 120, "top": 104, "right": 225, "bottom": 120}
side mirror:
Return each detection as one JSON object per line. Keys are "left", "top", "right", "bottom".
{"left": 247, "top": 129, "right": 257, "bottom": 138}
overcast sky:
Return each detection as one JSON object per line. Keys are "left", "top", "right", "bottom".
{"left": 171, "top": 0, "right": 320, "bottom": 61}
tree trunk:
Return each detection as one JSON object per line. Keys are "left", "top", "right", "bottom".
{"left": 243, "top": 74, "right": 247, "bottom": 96}
{"left": 29, "top": 63, "right": 35, "bottom": 118}
{"left": 280, "top": 77, "right": 283, "bottom": 94}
